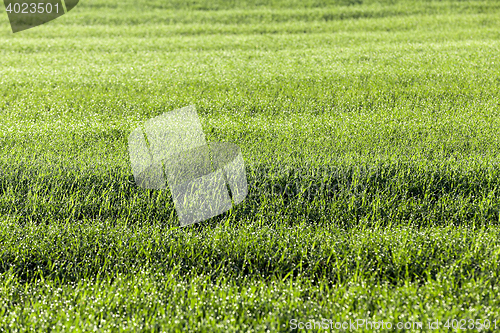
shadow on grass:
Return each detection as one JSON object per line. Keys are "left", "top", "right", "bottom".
{"left": 241, "top": 161, "right": 500, "bottom": 227}
{"left": 1, "top": 160, "right": 499, "bottom": 288}
{"left": 1, "top": 160, "right": 500, "bottom": 227}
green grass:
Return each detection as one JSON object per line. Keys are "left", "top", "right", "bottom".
{"left": 1, "top": 0, "right": 500, "bottom": 331}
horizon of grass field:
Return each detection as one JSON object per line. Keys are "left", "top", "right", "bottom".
{"left": 1, "top": 0, "right": 500, "bottom": 331}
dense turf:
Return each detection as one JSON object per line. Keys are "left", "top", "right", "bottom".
{"left": 1, "top": 0, "right": 500, "bottom": 331}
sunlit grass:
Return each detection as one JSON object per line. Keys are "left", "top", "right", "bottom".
{"left": 1, "top": 0, "right": 500, "bottom": 331}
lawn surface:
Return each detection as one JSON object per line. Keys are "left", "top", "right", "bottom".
{"left": 1, "top": 0, "right": 500, "bottom": 331}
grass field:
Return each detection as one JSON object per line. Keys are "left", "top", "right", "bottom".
{"left": 1, "top": 0, "right": 500, "bottom": 331}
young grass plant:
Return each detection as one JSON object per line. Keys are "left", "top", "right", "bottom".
{"left": 1, "top": 0, "right": 500, "bottom": 330}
